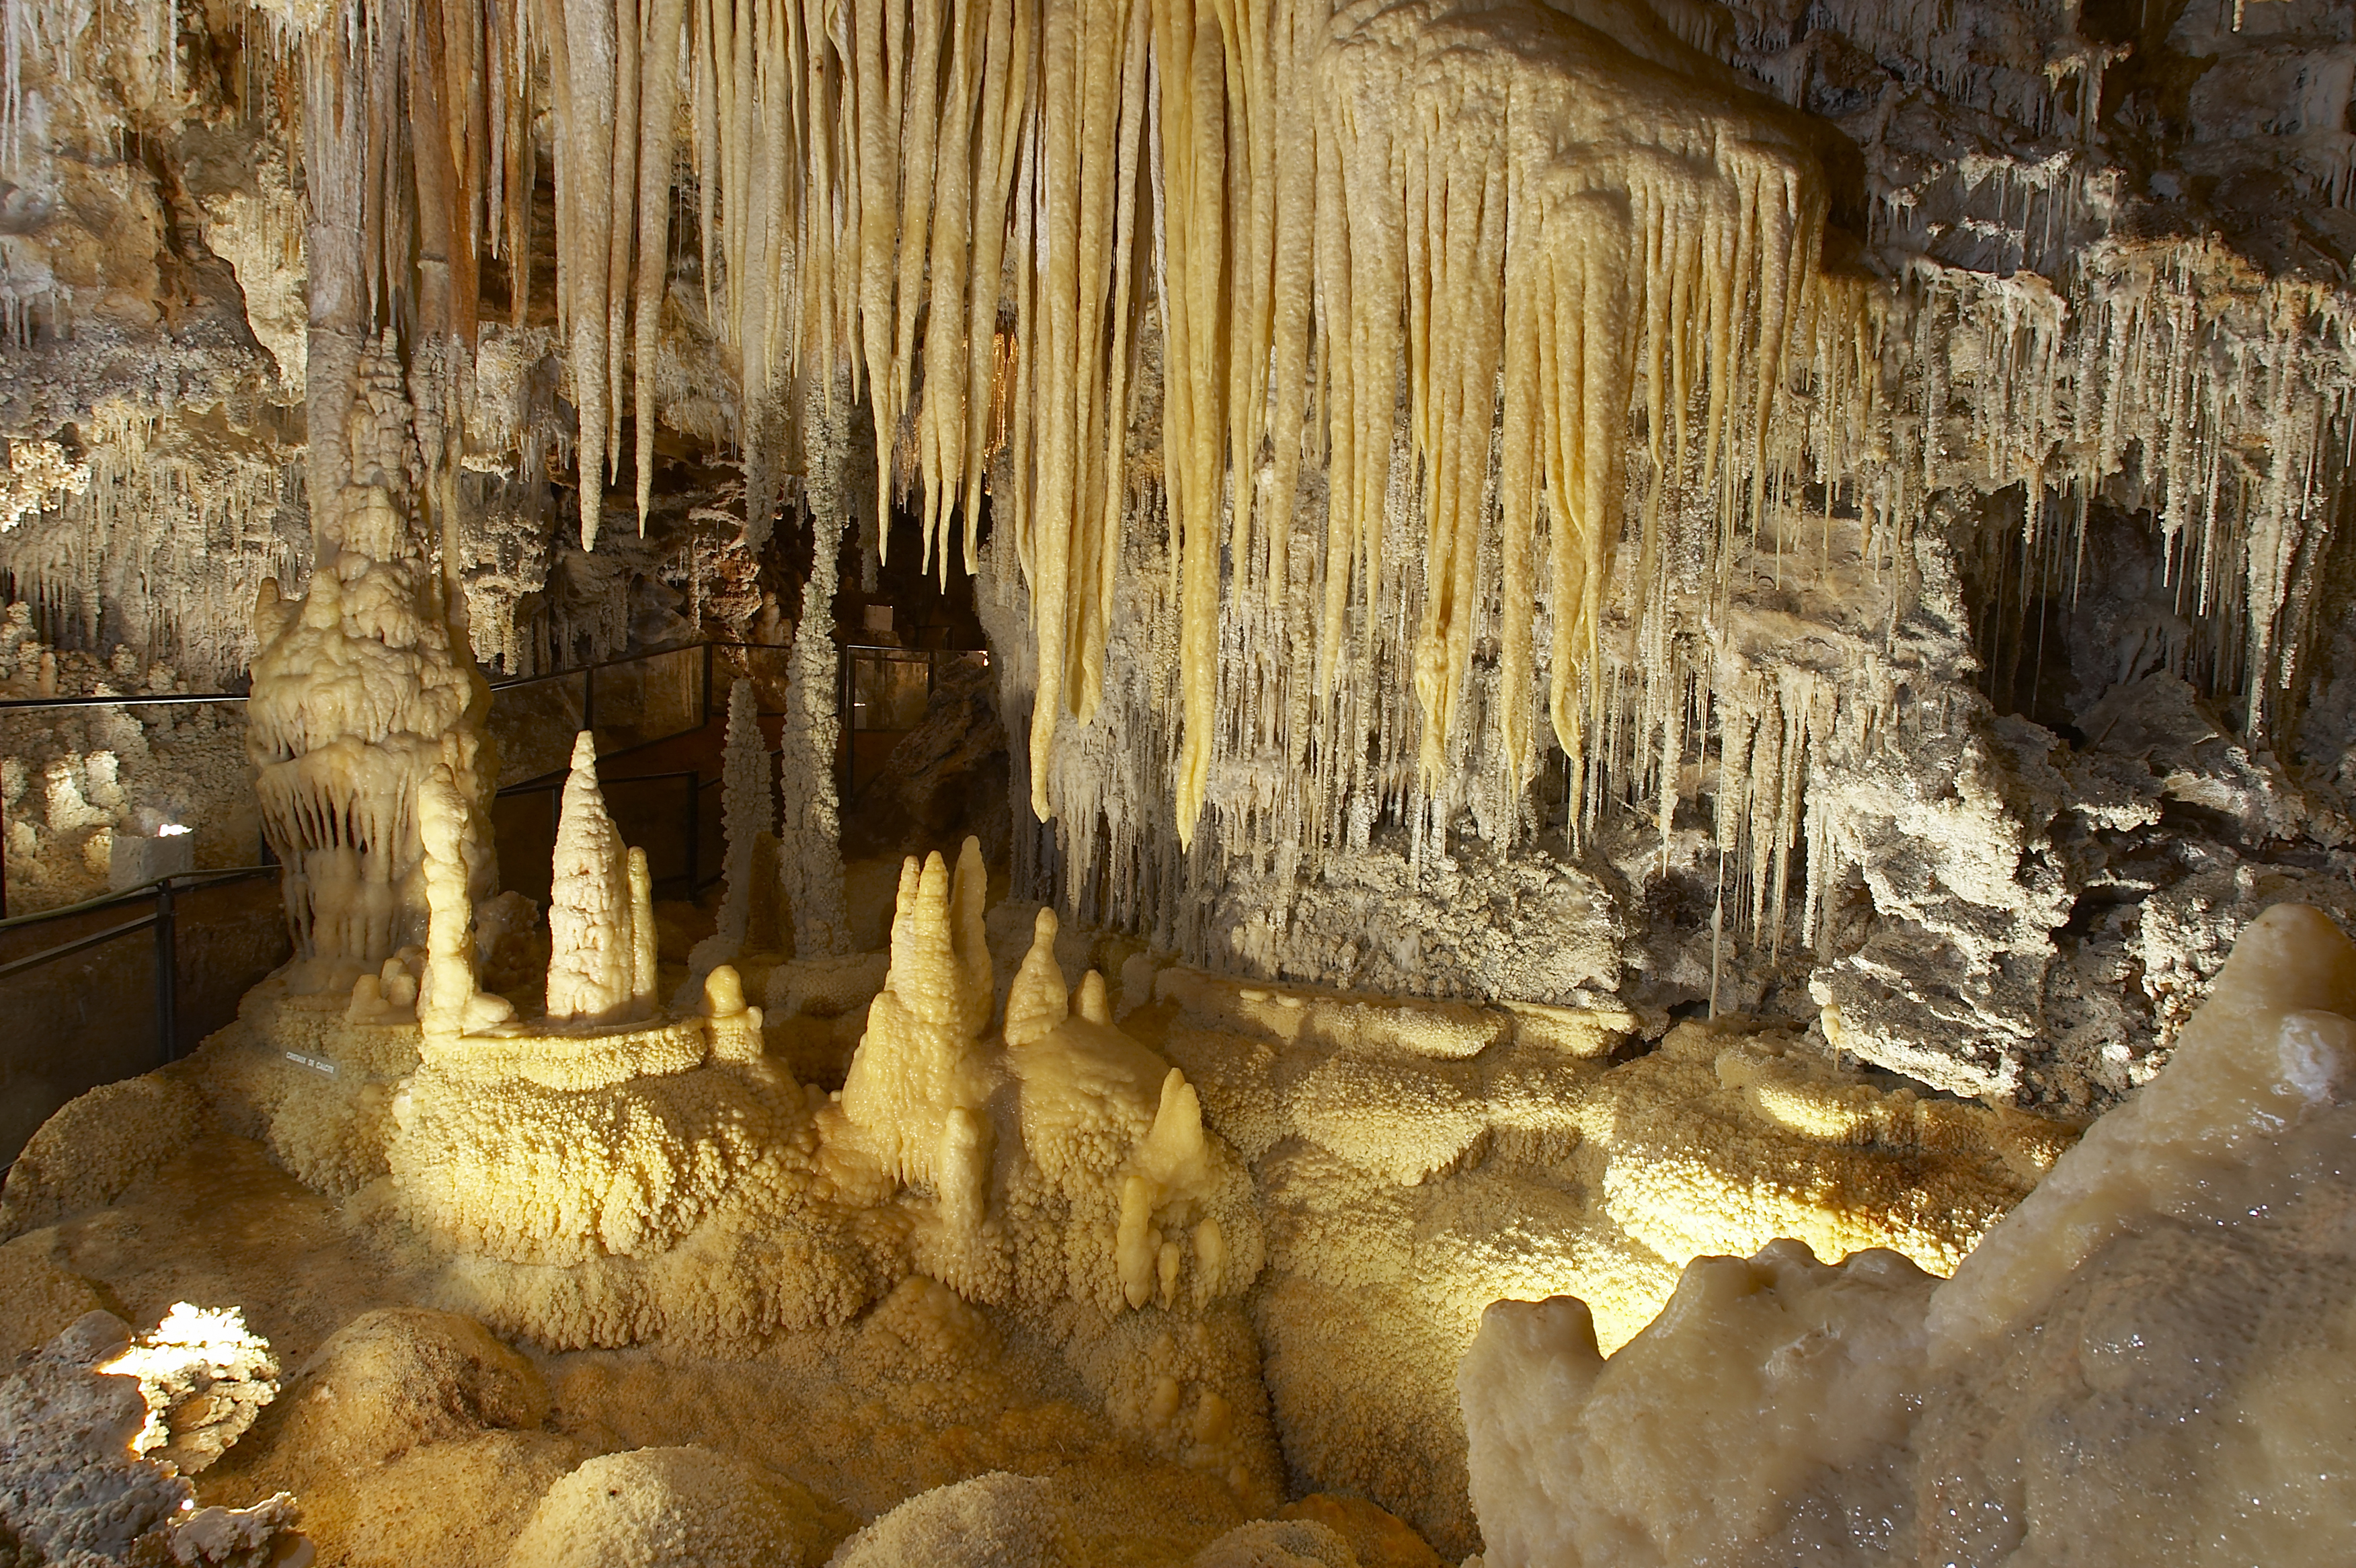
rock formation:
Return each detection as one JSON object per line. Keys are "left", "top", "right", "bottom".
{"left": 1, "top": 0, "right": 2355, "bottom": 1559}
{"left": 543, "top": 731, "right": 657, "bottom": 1025}
{"left": 1458, "top": 904, "right": 2356, "bottom": 1567}
{"left": 713, "top": 676, "right": 773, "bottom": 954}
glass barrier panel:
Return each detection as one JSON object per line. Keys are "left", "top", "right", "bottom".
{"left": 709, "top": 644, "right": 796, "bottom": 715}
{"left": 697, "top": 777, "right": 725, "bottom": 893}
{"left": 487, "top": 672, "right": 588, "bottom": 786}
{"left": 0, "top": 873, "right": 288, "bottom": 1165}
{"left": 600, "top": 775, "right": 697, "bottom": 890}
{"left": 592, "top": 647, "right": 703, "bottom": 754}
{"left": 851, "top": 650, "right": 933, "bottom": 732}
{"left": 0, "top": 920, "right": 157, "bottom": 1167}
{"left": 490, "top": 785, "right": 561, "bottom": 910}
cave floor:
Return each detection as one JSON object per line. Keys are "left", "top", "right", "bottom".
{"left": 0, "top": 1136, "right": 1368, "bottom": 1566}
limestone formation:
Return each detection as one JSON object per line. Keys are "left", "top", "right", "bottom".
{"left": 1458, "top": 904, "right": 2356, "bottom": 1568}
{"left": 2, "top": 0, "right": 2355, "bottom": 1560}
{"left": 712, "top": 677, "right": 773, "bottom": 955}
{"left": 544, "top": 732, "right": 656, "bottom": 1025}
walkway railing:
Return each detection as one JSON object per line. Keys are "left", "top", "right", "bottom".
{"left": 0, "top": 641, "right": 748, "bottom": 918}
{"left": 0, "top": 865, "right": 278, "bottom": 1060}
{"left": 0, "top": 637, "right": 992, "bottom": 914}
{"left": 0, "top": 634, "right": 988, "bottom": 1169}
{"left": 0, "top": 864, "right": 282, "bottom": 1171}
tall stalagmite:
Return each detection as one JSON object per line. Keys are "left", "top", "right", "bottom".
{"left": 545, "top": 730, "right": 656, "bottom": 1023}
{"left": 777, "top": 432, "right": 852, "bottom": 957}
{"left": 245, "top": 0, "right": 505, "bottom": 979}
{"left": 713, "top": 677, "right": 775, "bottom": 953}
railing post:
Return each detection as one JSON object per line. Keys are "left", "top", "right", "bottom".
{"left": 701, "top": 641, "right": 714, "bottom": 728}
{"left": 154, "top": 877, "right": 178, "bottom": 1064}
{"left": 685, "top": 774, "right": 700, "bottom": 893}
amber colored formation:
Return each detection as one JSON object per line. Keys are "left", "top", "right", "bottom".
{"left": 3, "top": 0, "right": 2356, "bottom": 1558}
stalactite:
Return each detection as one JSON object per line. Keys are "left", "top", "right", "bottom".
{"left": 189, "top": 0, "right": 2356, "bottom": 996}
{"left": 632, "top": 0, "right": 689, "bottom": 536}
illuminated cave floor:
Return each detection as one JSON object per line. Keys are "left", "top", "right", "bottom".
{"left": 0, "top": 909, "right": 2074, "bottom": 1566}
{"left": 1, "top": 1138, "right": 1312, "bottom": 1565}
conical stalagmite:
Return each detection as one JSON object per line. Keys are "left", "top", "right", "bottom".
{"left": 545, "top": 731, "right": 656, "bottom": 1024}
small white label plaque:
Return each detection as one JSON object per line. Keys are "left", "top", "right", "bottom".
{"left": 284, "top": 1050, "right": 339, "bottom": 1077}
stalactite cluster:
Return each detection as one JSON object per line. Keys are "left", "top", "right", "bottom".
{"left": 0, "top": 0, "right": 2349, "bottom": 1017}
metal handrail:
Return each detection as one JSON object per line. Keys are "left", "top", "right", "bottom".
{"left": 0, "top": 690, "right": 249, "bottom": 711}
{"left": 0, "top": 767, "right": 721, "bottom": 1074}
{"left": 0, "top": 634, "right": 986, "bottom": 917}
{"left": 0, "top": 637, "right": 970, "bottom": 713}
{"left": 0, "top": 863, "right": 276, "bottom": 933}
{"left": 0, "top": 641, "right": 730, "bottom": 917}
{"left": 0, "top": 639, "right": 744, "bottom": 713}
{"left": 0, "top": 864, "right": 282, "bottom": 1065}
{"left": 0, "top": 911, "right": 160, "bottom": 981}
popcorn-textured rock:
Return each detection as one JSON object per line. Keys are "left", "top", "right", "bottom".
{"left": 822, "top": 1471, "right": 1056, "bottom": 1568}
{"left": 0, "top": 1072, "right": 208, "bottom": 1240}
{"left": 261, "top": 1309, "right": 549, "bottom": 1471}
{"left": 506, "top": 1446, "right": 830, "bottom": 1568}
{"left": 0, "top": 1310, "right": 307, "bottom": 1567}
{"left": 95, "top": 1302, "right": 279, "bottom": 1476}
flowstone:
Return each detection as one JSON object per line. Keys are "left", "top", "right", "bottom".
{"left": 1458, "top": 904, "right": 2356, "bottom": 1568}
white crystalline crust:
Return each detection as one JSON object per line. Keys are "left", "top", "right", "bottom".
{"left": 1457, "top": 903, "right": 2356, "bottom": 1568}
{"left": 713, "top": 678, "right": 775, "bottom": 954}
{"left": 0, "top": 1309, "right": 308, "bottom": 1568}
{"left": 94, "top": 1301, "right": 280, "bottom": 1475}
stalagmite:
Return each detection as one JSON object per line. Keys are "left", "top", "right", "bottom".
{"left": 777, "top": 437, "right": 851, "bottom": 956}
{"left": 414, "top": 753, "right": 516, "bottom": 1039}
{"left": 246, "top": 551, "right": 496, "bottom": 984}
{"left": 544, "top": 730, "right": 656, "bottom": 1024}
{"left": 836, "top": 837, "right": 998, "bottom": 1220}
{"left": 712, "top": 678, "right": 773, "bottom": 953}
